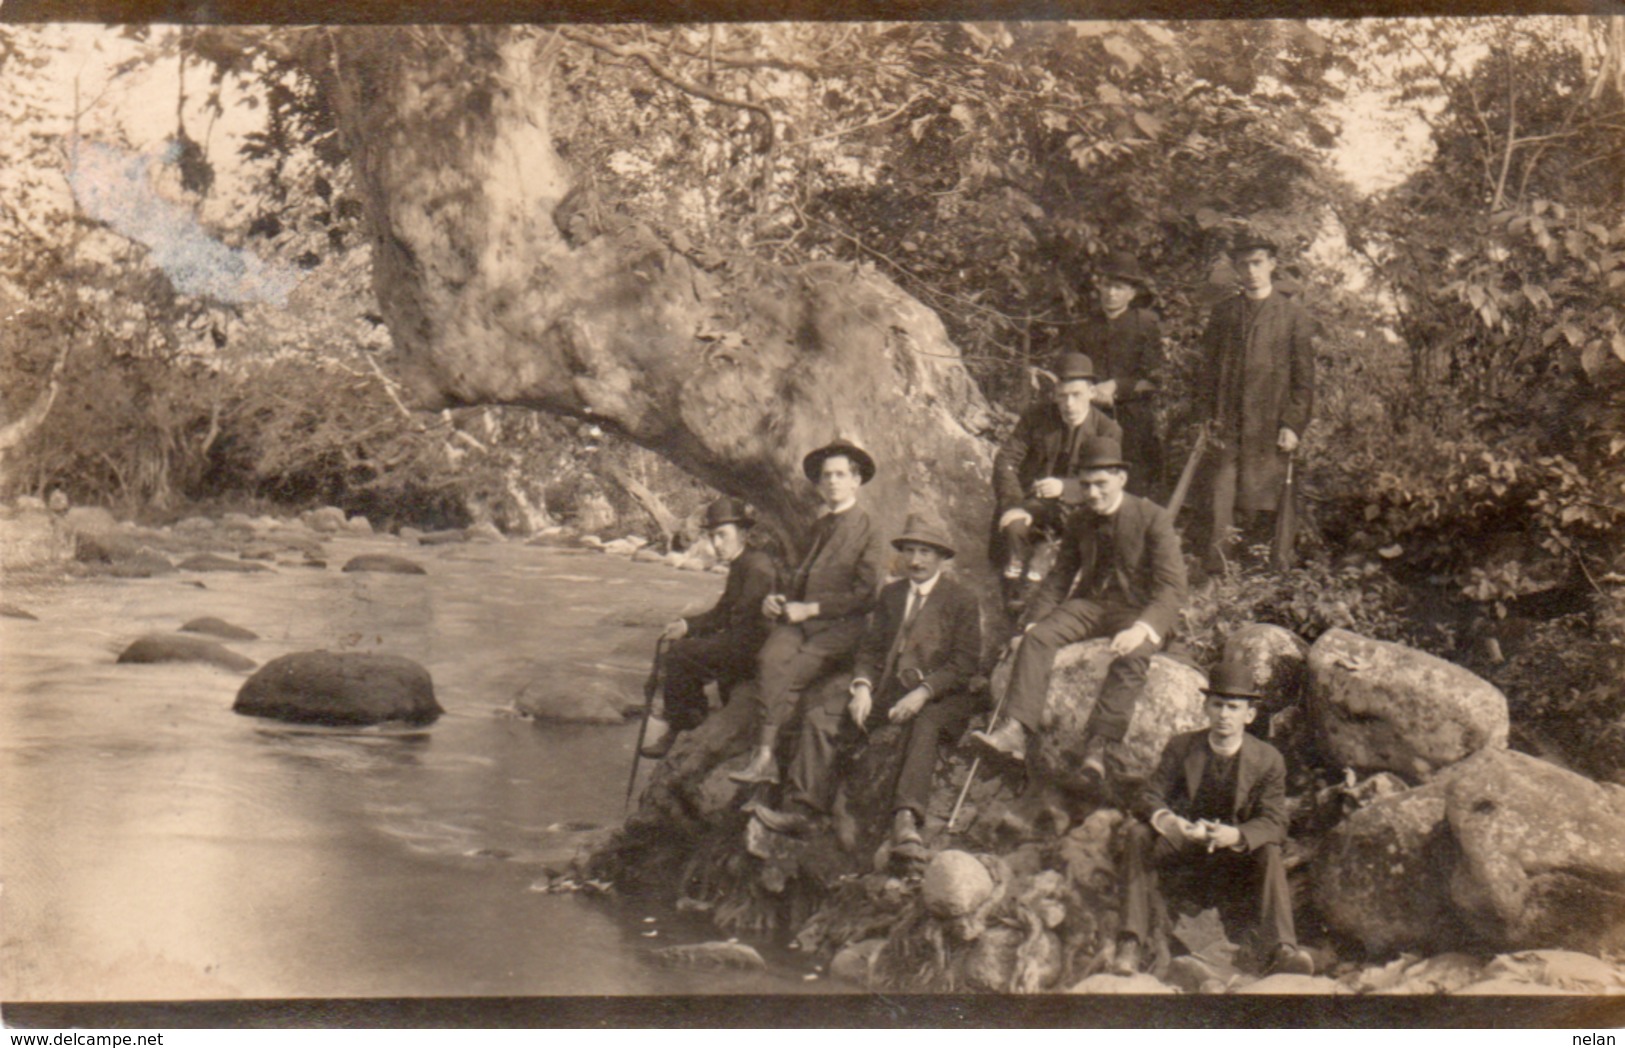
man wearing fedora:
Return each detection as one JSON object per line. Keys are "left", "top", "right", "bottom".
{"left": 1078, "top": 252, "right": 1165, "bottom": 497}
{"left": 752, "top": 513, "right": 983, "bottom": 848}
{"left": 991, "top": 351, "right": 1124, "bottom": 610}
{"left": 971, "top": 435, "right": 1186, "bottom": 786}
{"left": 1110, "top": 660, "right": 1314, "bottom": 978}
{"left": 1198, "top": 230, "right": 1315, "bottom": 572}
{"left": 730, "top": 440, "right": 888, "bottom": 786}
{"left": 640, "top": 496, "right": 779, "bottom": 759}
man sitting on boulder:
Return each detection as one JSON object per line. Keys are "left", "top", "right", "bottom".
{"left": 970, "top": 436, "right": 1186, "bottom": 786}
{"left": 991, "top": 351, "right": 1123, "bottom": 611}
{"left": 640, "top": 496, "right": 778, "bottom": 759}
{"left": 751, "top": 513, "right": 983, "bottom": 850}
{"left": 729, "top": 440, "right": 888, "bottom": 786}
{"left": 1110, "top": 661, "right": 1314, "bottom": 978}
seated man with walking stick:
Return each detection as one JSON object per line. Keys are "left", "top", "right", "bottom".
{"left": 1110, "top": 660, "right": 1314, "bottom": 978}
{"left": 970, "top": 436, "right": 1186, "bottom": 790}
{"left": 751, "top": 513, "right": 982, "bottom": 849}
{"left": 640, "top": 496, "right": 778, "bottom": 759}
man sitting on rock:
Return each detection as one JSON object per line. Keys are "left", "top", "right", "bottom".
{"left": 970, "top": 436, "right": 1186, "bottom": 785}
{"left": 991, "top": 351, "right": 1123, "bottom": 612}
{"left": 729, "top": 440, "right": 888, "bottom": 786}
{"left": 641, "top": 496, "right": 778, "bottom": 759}
{"left": 751, "top": 513, "right": 982, "bottom": 850}
{"left": 1111, "top": 661, "right": 1314, "bottom": 978}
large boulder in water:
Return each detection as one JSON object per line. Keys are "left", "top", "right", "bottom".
{"left": 1307, "top": 628, "right": 1508, "bottom": 781}
{"left": 181, "top": 616, "right": 259, "bottom": 641}
{"left": 514, "top": 659, "right": 638, "bottom": 724}
{"left": 1316, "top": 748, "right": 1625, "bottom": 954}
{"left": 341, "top": 553, "right": 428, "bottom": 575}
{"left": 989, "top": 639, "right": 1207, "bottom": 792}
{"left": 179, "top": 553, "right": 272, "bottom": 574}
{"left": 119, "top": 633, "right": 256, "bottom": 672}
{"left": 234, "top": 652, "right": 442, "bottom": 726}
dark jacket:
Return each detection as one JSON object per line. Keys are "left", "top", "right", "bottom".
{"left": 1024, "top": 492, "right": 1187, "bottom": 641}
{"left": 684, "top": 548, "right": 778, "bottom": 655}
{"left": 1199, "top": 289, "right": 1316, "bottom": 513}
{"left": 785, "top": 503, "right": 887, "bottom": 634}
{"left": 852, "top": 574, "right": 982, "bottom": 703}
{"left": 992, "top": 403, "right": 1124, "bottom": 515}
{"left": 1135, "top": 730, "right": 1289, "bottom": 852}
{"left": 1077, "top": 307, "right": 1163, "bottom": 403}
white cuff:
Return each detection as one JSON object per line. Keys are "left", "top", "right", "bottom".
{"left": 999, "top": 508, "right": 1033, "bottom": 530}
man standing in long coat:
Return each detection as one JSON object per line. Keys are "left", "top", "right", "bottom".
{"left": 1077, "top": 252, "right": 1164, "bottom": 497}
{"left": 1199, "top": 231, "right": 1315, "bottom": 571}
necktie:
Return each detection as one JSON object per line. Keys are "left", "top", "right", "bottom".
{"left": 790, "top": 517, "right": 833, "bottom": 601}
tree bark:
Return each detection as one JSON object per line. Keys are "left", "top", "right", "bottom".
{"left": 325, "top": 26, "right": 997, "bottom": 580}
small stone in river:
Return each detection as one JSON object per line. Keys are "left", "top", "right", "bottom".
{"left": 643, "top": 916, "right": 657, "bottom": 923}
{"left": 642, "top": 930, "right": 659, "bottom": 938}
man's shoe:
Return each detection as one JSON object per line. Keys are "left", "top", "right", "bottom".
{"left": 969, "top": 718, "right": 1027, "bottom": 762}
{"left": 1111, "top": 936, "right": 1142, "bottom": 977}
{"left": 892, "top": 808, "right": 924, "bottom": 848}
{"left": 728, "top": 749, "right": 780, "bottom": 785}
{"left": 1269, "top": 944, "right": 1315, "bottom": 977}
{"left": 1078, "top": 734, "right": 1108, "bottom": 785}
{"left": 639, "top": 716, "right": 675, "bottom": 759}
{"left": 752, "top": 803, "right": 815, "bottom": 837}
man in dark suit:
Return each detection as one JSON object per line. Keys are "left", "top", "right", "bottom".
{"left": 971, "top": 436, "right": 1186, "bottom": 785}
{"left": 1199, "top": 230, "right": 1315, "bottom": 572}
{"left": 991, "top": 351, "right": 1124, "bottom": 609}
{"left": 1077, "top": 252, "right": 1165, "bottom": 497}
{"left": 730, "top": 440, "right": 888, "bottom": 786}
{"left": 640, "top": 496, "right": 778, "bottom": 759}
{"left": 1109, "top": 661, "right": 1314, "bottom": 978}
{"left": 752, "top": 514, "right": 983, "bottom": 848}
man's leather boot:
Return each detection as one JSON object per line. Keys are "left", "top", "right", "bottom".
{"left": 969, "top": 718, "right": 1027, "bottom": 762}
{"left": 892, "top": 808, "right": 923, "bottom": 847}
{"left": 728, "top": 747, "right": 780, "bottom": 785}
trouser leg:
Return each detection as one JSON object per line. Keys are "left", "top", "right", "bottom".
{"left": 1002, "top": 600, "right": 1108, "bottom": 732}
{"left": 754, "top": 624, "right": 850, "bottom": 750}
{"left": 1085, "top": 606, "right": 1162, "bottom": 742}
{"left": 891, "top": 689, "right": 981, "bottom": 820}
{"left": 662, "top": 636, "right": 735, "bottom": 731}
{"left": 783, "top": 681, "right": 852, "bottom": 814}
{"left": 1209, "top": 446, "right": 1239, "bottom": 568}
{"left": 1121, "top": 821, "right": 1185, "bottom": 943}
{"left": 1255, "top": 842, "right": 1297, "bottom": 948}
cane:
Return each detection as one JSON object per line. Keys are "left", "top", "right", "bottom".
{"left": 947, "top": 635, "right": 1022, "bottom": 833}
{"left": 625, "top": 635, "right": 669, "bottom": 810}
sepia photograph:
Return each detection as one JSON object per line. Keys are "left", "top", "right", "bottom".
{"left": 2, "top": 1, "right": 1624, "bottom": 1028}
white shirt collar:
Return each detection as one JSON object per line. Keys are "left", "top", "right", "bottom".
{"left": 1207, "top": 733, "right": 1245, "bottom": 759}
{"left": 1097, "top": 490, "right": 1126, "bottom": 517}
{"left": 909, "top": 572, "right": 942, "bottom": 599}
{"left": 819, "top": 496, "right": 858, "bottom": 517}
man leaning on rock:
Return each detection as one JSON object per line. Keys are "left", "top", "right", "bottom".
{"left": 971, "top": 436, "right": 1186, "bottom": 787}
{"left": 751, "top": 513, "right": 983, "bottom": 851}
{"left": 1110, "top": 660, "right": 1314, "bottom": 979}
{"left": 729, "top": 440, "right": 887, "bottom": 787}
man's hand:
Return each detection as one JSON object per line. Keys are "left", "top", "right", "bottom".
{"left": 998, "top": 507, "right": 1034, "bottom": 531}
{"left": 1109, "top": 621, "right": 1152, "bottom": 656}
{"left": 783, "top": 601, "right": 817, "bottom": 624}
{"left": 762, "top": 593, "right": 786, "bottom": 620}
{"left": 847, "top": 683, "right": 873, "bottom": 728}
{"left": 887, "top": 687, "right": 930, "bottom": 724}
{"left": 1197, "top": 820, "right": 1243, "bottom": 852}
{"left": 1152, "top": 810, "right": 1199, "bottom": 846}
{"left": 1030, "top": 477, "right": 1065, "bottom": 500}
{"left": 1092, "top": 378, "right": 1118, "bottom": 405}
{"left": 1277, "top": 427, "right": 1300, "bottom": 453}
{"left": 661, "top": 618, "right": 688, "bottom": 641}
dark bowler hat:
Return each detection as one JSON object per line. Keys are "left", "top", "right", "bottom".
{"left": 1228, "top": 229, "right": 1278, "bottom": 256}
{"left": 1099, "top": 251, "right": 1150, "bottom": 287}
{"left": 891, "top": 512, "right": 956, "bottom": 559}
{"left": 1053, "top": 352, "right": 1097, "bottom": 383}
{"left": 702, "top": 496, "right": 754, "bottom": 531}
{"left": 1074, "top": 435, "right": 1130, "bottom": 472}
{"left": 1202, "top": 660, "right": 1266, "bottom": 700}
{"left": 803, "top": 439, "right": 877, "bottom": 484}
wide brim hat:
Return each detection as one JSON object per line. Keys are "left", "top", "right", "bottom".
{"left": 702, "top": 496, "right": 754, "bottom": 530}
{"left": 1099, "top": 251, "right": 1150, "bottom": 288}
{"left": 802, "top": 439, "right": 877, "bottom": 485}
{"left": 1053, "top": 351, "right": 1097, "bottom": 384}
{"left": 1228, "top": 229, "right": 1278, "bottom": 256}
{"left": 1201, "top": 660, "right": 1266, "bottom": 700}
{"left": 1074, "top": 435, "right": 1130, "bottom": 472}
{"left": 891, "top": 513, "right": 956, "bottom": 559}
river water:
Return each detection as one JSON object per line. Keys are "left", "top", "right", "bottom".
{"left": 0, "top": 534, "right": 827, "bottom": 1001}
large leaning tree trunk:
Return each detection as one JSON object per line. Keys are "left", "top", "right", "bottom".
{"left": 324, "top": 27, "right": 998, "bottom": 577}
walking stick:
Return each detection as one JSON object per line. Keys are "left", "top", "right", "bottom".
{"left": 625, "top": 636, "right": 668, "bottom": 810}
{"left": 1165, "top": 422, "right": 1211, "bottom": 522}
{"left": 947, "top": 635, "right": 1022, "bottom": 833}
{"left": 1270, "top": 454, "right": 1298, "bottom": 572}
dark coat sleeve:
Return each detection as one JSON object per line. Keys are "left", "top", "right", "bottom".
{"left": 1236, "top": 739, "right": 1290, "bottom": 851}
{"left": 851, "top": 582, "right": 904, "bottom": 685}
{"left": 922, "top": 582, "right": 983, "bottom": 699}
{"left": 1134, "top": 732, "right": 1191, "bottom": 824}
{"left": 811, "top": 512, "right": 886, "bottom": 622}
{"left": 1279, "top": 300, "right": 1315, "bottom": 438}
{"left": 993, "top": 407, "right": 1043, "bottom": 513}
{"left": 1197, "top": 299, "right": 1232, "bottom": 426}
{"left": 686, "top": 549, "right": 776, "bottom": 644}
{"left": 1133, "top": 499, "right": 1187, "bottom": 641}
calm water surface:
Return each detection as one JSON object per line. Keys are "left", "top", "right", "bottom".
{"left": 0, "top": 535, "right": 826, "bottom": 1001}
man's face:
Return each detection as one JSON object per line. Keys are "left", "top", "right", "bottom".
{"left": 1098, "top": 278, "right": 1137, "bottom": 316}
{"left": 1054, "top": 379, "right": 1095, "bottom": 426}
{"left": 1078, "top": 467, "right": 1127, "bottom": 514}
{"left": 817, "top": 455, "right": 862, "bottom": 508}
{"left": 1204, "top": 695, "right": 1258, "bottom": 741}
{"left": 896, "top": 541, "right": 946, "bottom": 585}
{"left": 706, "top": 522, "right": 745, "bottom": 562}
{"left": 1230, "top": 249, "right": 1275, "bottom": 295}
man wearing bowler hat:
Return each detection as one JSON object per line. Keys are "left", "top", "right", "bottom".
{"left": 991, "top": 351, "right": 1123, "bottom": 610}
{"left": 1077, "top": 252, "right": 1165, "bottom": 496}
{"left": 1198, "top": 230, "right": 1315, "bottom": 572}
{"left": 1109, "top": 660, "right": 1314, "bottom": 979}
{"left": 971, "top": 435, "right": 1187, "bottom": 787}
{"left": 730, "top": 439, "right": 888, "bottom": 786}
{"left": 752, "top": 513, "right": 983, "bottom": 849}
{"left": 640, "top": 496, "right": 779, "bottom": 759}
